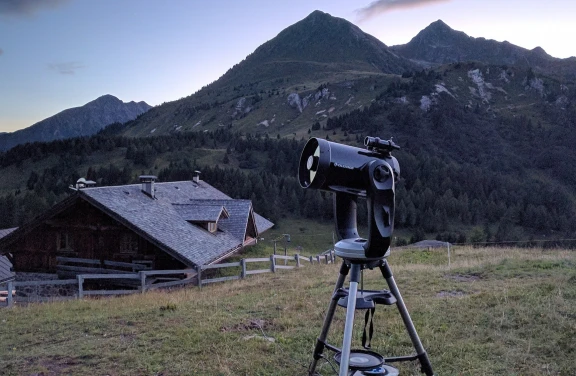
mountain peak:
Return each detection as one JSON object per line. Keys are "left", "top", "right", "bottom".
{"left": 287, "top": 10, "right": 363, "bottom": 38}
{"left": 93, "top": 94, "right": 122, "bottom": 103}
{"left": 98, "top": 94, "right": 119, "bottom": 99}
{"left": 211, "top": 10, "right": 415, "bottom": 89}
{"left": 428, "top": 19, "right": 451, "bottom": 31}
{"left": 414, "top": 19, "right": 465, "bottom": 43}
{"left": 531, "top": 46, "right": 550, "bottom": 58}
{"left": 305, "top": 10, "right": 331, "bottom": 19}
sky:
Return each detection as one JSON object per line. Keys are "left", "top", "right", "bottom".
{"left": 1, "top": 0, "right": 575, "bottom": 133}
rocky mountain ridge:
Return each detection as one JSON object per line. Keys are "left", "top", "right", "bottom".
{"left": 390, "top": 20, "right": 576, "bottom": 77}
{"left": 119, "top": 10, "right": 420, "bottom": 137}
{"left": 116, "top": 12, "right": 575, "bottom": 139}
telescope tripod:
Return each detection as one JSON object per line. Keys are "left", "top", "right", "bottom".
{"left": 308, "top": 259, "right": 434, "bottom": 376}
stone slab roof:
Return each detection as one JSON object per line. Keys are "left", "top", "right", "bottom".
{"left": 78, "top": 180, "right": 271, "bottom": 266}
{"left": 254, "top": 213, "right": 274, "bottom": 234}
{"left": 0, "top": 227, "right": 17, "bottom": 240}
{"left": 172, "top": 204, "right": 229, "bottom": 222}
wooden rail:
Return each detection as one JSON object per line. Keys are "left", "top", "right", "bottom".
{"left": 197, "top": 252, "right": 335, "bottom": 285}
{"left": 1, "top": 250, "right": 336, "bottom": 307}
{"left": 56, "top": 256, "right": 152, "bottom": 278}
{"left": 140, "top": 269, "right": 197, "bottom": 291}
{"left": 0, "top": 279, "right": 77, "bottom": 306}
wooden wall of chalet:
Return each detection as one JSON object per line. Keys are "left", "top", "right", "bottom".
{"left": 244, "top": 213, "right": 258, "bottom": 246}
{"left": 10, "top": 198, "right": 186, "bottom": 273}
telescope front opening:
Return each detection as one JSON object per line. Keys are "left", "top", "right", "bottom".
{"left": 299, "top": 140, "right": 322, "bottom": 188}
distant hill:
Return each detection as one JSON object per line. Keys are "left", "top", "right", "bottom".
{"left": 0, "top": 95, "right": 151, "bottom": 151}
{"left": 390, "top": 20, "right": 576, "bottom": 77}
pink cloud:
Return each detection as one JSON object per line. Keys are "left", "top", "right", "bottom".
{"left": 0, "top": 0, "right": 71, "bottom": 17}
{"left": 357, "top": 0, "right": 451, "bottom": 22}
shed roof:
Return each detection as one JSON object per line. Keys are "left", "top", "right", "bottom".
{"left": 0, "top": 255, "right": 14, "bottom": 284}
{"left": 0, "top": 230, "right": 16, "bottom": 283}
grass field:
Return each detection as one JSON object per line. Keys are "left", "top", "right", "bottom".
{"left": 257, "top": 218, "right": 415, "bottom": 258}
{"left": 1, "top": 246, "right": 575, "bottom": 375}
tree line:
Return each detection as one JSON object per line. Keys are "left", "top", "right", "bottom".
{"left": 1, "top": 128, "right": 574, "bottom": 244}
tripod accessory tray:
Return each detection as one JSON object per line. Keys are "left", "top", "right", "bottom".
{"left": 335, "top": 350, "right": 400, "bottom": 375}
{"left": 351, "top": 364, "right": 400, "bottom": 376}
{"left": 336, "top": 289, "right": 397, "bottom": 309}
{"left": 334, "top": 349, "right": 384, "bottom": 370}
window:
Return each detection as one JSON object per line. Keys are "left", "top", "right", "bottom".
{"left": 56, "top": 233, "right": 73, "bottom": 251}
{"left": 119, "top": 233, "right": 139, "bottom": 254}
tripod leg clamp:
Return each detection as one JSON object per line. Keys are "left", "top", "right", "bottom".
{"left": 418, "top": 351, "right": 434, "bottom": 376}
{"left": 312, "top": 338, "right": 325, "bottom": 360}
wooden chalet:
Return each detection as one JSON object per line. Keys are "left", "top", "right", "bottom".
{"left": 0, "top": 176, "right": 273, "bottom": 278}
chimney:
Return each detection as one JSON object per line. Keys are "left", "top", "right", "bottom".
{"left": 74, "top": 177, "right": 96, "bottom": 190}
{"left": 193, "top": 170, "right": 201, "bottom": 183}
{"left": 140, "top": 175, "right": 157, "bottom": 198}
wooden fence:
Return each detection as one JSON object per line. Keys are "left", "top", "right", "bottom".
{"left": 0, "top": 251, "right": 336, "bottom": 308}
{"left": 56, "top": 256, "right": 152, "bottom": 278}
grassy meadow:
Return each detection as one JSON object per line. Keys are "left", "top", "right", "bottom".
{"left": 1, "top": 245, "right": 575, "bottom": 376}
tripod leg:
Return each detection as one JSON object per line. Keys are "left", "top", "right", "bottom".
{"left": 339, "top": 263, "right": 361, "bottom": 376}
{"left": 380, "top": 261, "right": 434, "bottom": 376}
{"left": 308, "top": 261, "right": 350, "bottom": 376}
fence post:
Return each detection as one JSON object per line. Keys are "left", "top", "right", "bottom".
{"left": 325, "top": 254, "right": 329, "bottom": 264}
{"left": 447, "top": 242, "right": 451, "bottom": 267}
{"left": 309, "top": 256, "right": 314, "bottom": 264}
{"left": 77, "top": 275, "right": 84, "bottom": 299}
{"left": 7, "top": 280, "right": 14, "bottom": 308}
{"left": 270, "top": 255, "right": 276, "bottom": 273}
{"left": 241, "top": 259, "right": 247, "bottom": 279}
{"left": 317, "top": 255, "right": 321, "bottom": 264}
{"left": 331, "top": 251, "right": 335, "bottom": 263}
{"left": 140, "top": 271, "right": 146, "bottom": 293}
{"left": 197, "top": 266, "right": 202, "bottom": 288}
{"left": 295, "top": 254, "right": 300, "bottom": 267}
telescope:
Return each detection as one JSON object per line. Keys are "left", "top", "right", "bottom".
{"left": 301, "top": 137, "right": 435, "bottom": 376}
{"left": 299, "top": 136, "right": 400, "bottom": 260}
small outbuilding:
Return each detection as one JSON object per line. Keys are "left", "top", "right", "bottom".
{"left": 0, "top": 228, "right": 16, "bottom": 284}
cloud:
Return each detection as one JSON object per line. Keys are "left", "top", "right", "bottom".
{"left": 356, "top": 0, "right": 451, "bottom": 22}
{"left": 48, "top": 62, "right": 85, "bottom": 75}
{"left": 0, "top": 0, "right": 71, "bottom": 17}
